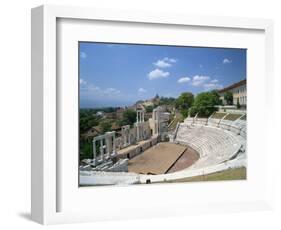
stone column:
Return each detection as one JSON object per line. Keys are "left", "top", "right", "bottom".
{"left": 157, "top": 120, "right": 160, "bottom": 134}
{"left": 106, "top": 135, "right": 110, "bottom": 159}
{"left": 93, "top": 139, "right": 96, "bottom": 165}
{"left": 112, "top": 135, "right": 116, "bottom": 156}
{"left": 124, "top": 130, "right": 127, "bottom": 146}
{"left": 136, "top": 124, "right": 139, "bottom": 141}
{"left": 100, "top": 139, "right": 104, "bottom": 162}
{"left": 121, "top": 127, "right": 124, "bottom": 146}
{"left": 128, "top": 129, "right": 131, "bottom": 145}
{"left": 156, "top": 110, "right": 158, "bottom": 120}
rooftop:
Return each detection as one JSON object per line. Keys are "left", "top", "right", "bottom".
{"left": 219, "top": 79, "right": 246, "bottom": 93}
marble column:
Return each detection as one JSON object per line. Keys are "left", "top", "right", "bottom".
{"left": 136, "top": 124, "right": 139, "bottom": 141}
{"left": 128, "top": 130, "right": 131, "bottom": 145}
{"left": 123, "top": 130, "right": 126, "bottom": 146}
{"left": 106, "top": 136, "right": 110, "bottom": 159}
{"left": 112, "top": 135, "right": 116, "bottom": 156}
{"left": 100, "top": 139, "right": 104, "bottom": 162}
{"left": 93, "top": 140, "right": 96, "bottom": 165}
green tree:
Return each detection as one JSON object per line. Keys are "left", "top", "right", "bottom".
{"left": 237, "top": 99, "right": 241, "bottom": 109}
{"left": 211, "top": 90, "right": 222, "bottom": 105}
{"left": 145, "top": 105, "right": 154, "bottom": 113}
{"left": 159, "top": 96, "right": 176, "bottom": 105}
{"left": 175, "top": 92, "right": 194, "bottom": 118}
{"left": 190, "top": 91, "right": 220, "bottom": 117}
{"left": 80, "top": 138, "right": 93, "bottom": 160}
{"left": 189, "top": 106, "right": 198, "bottom": 117}
{"left": 224, "top": 91, "right": 233, "bottom": 105}
{"left": 121, "top": 109, "right": 137, "bottom": 126}
{"left": 79, "top": 109, "right": 99, "bottom": 133}
{"left": 100, "top": 120, "right": 112, "bottom": 133}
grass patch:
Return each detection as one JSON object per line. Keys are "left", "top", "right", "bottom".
{"left": 240, "top": 114, "right": 247, "bottom": 120}
{"left": 211, "top": 112, "right": 227, "bottom": 119}
{"left": 170, "top": 167, "right": 246, "bottom": 183}
{"left": 224, "top": 113, "right": 243, "bottom": 121}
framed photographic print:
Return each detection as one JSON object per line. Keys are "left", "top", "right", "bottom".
{"left": 78, "top": 42, "right": 247, "bottom": 186}
{"left": 31, "top": 5, "right": 274, "bottom": 225}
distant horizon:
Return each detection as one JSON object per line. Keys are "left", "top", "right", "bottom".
{"left": 79, "top": 42, "right": 246, "bottom": 108}
{"left": 80, "top": 94, "right": 167, "bottom": 108}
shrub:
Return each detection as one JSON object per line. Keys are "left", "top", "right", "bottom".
{"left": 189, "top": 106, "right": 198, "bottom": 117}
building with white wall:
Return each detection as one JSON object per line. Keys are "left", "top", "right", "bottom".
{"left": 219, "top": 79, "right": 247, "bottom": 106}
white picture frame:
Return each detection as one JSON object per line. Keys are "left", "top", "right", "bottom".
{"left": 31, "top": 5, "right": 274, "bottom": 225}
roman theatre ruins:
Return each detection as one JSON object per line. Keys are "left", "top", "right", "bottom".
{"left": 80, "top": 107, "right": 247, "bottom": 186}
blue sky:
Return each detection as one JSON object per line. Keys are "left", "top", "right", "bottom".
{"left": 79, "top": 42, "right": 246, "bottom": 108}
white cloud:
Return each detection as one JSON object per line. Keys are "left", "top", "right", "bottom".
{"left": 177, "top": 77, "right": 191, "bottom": 83}
{"left": 165, "top": 57, "right": 177, "bottom": 63}
{"left": 80, "top": 79, "right": 87, "bottom": 85}
{"left": 176, "top": 74, "right": 222, "bottom": 90}
{"left": 87, "top": 84, "right": 100, "bottom": 92}
{"left": 191, "top": 76, "right": 222, "bottom": 90}
{"left": 154, "top": 60, "right": 171, "bottom": 68}
{"left": 203, "top": 83, "right": 223, "bottom": 90}
{"left": 191, "top": 75, "right": 210, "bottom": 86}
{"left": 148, "top": 69, "right": 170, "bottom": 80}
{"left": 154, "top": 57, "right": 177, "bottom": 68}
{"left": 210, "top": 79, "right": 219, "bottom": 83}
{"left": 80, "top": 51, "right": 87, "bottom": 59}
{"left": 138, "top": 88, "right": 147, "bottom": 94}
{"left": 223, "top": 58, "right": 232, "bottom": 64}
{"left": 176, "top": 74, "right": 223, "bottom": 91}
{"left": 104, "top": 88, "right": 121, "bottom": 95}
{"left": 80, "top": 83, "right": 122, "bottom": 97}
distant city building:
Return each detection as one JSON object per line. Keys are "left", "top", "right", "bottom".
{"left": 142, "top": 100, "right": 154, "bottom": 107}
{"left": 96, "top": 111, "right": 104, "bottom": 117}
{"left": 219, "top": 79, "right": 247, "bottom": 106}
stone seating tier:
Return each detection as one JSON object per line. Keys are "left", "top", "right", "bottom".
{"left": 184, "top": 116, "right": 247, "bottom": 137}
{"left": 175, "top": 124, "right": 242, "bottom": 169}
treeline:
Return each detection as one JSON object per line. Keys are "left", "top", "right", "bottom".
{"left": 80, "top": 107, "right": 120, "bottom": 133}
{"left": 79, "top": 108, "right": 137, "bottom": 159}
{"left": 175, "top": 90, "right": 222, "bottom": 118}
{"left": 80, "top": 110, "right": 99, "bottom": 133}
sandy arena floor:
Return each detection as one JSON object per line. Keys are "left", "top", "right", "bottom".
{"left": 167, "top": 147, "right": 199, "bottom": 173}
{"left": 128, "top": 142, "right": 187, "bottom": 174}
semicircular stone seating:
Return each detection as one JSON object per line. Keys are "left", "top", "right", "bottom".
{"left": 219, "top": 118, "right": 246, "bottom": 136}
{"left": 175, "top": 122, "right": 244, "bottom": 170}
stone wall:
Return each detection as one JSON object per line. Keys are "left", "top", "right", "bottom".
{"left": 117, "top": 136, "right": 159, "bottom": 160}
